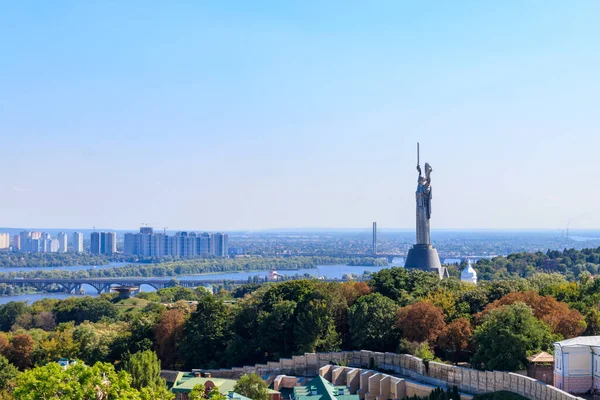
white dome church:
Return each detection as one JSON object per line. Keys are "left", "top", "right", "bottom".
{"left": 461, "top": 259, "right": 478, "bottom": 284}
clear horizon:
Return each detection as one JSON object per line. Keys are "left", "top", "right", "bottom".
{"left": 2, "top": 1, "right": 600, "bottom": 230}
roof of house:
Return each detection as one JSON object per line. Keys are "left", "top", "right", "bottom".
{"left": 527, "top": 351, "right": 554, "bottom": 363}
{"left": 292, "top": 376, "right": 358, "bottom": 400}
{"left": 554, "top": 336, "right": 600, "bottom": 347}
{"left": 228, "top": 392, "right": 252, "bottom": 400}
{"left": 171, "top": 375, "right": 238, "bottom": 394}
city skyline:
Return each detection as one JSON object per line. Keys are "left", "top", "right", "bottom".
{"left": 2, "top": 2, "right": 600, "bottom": 230}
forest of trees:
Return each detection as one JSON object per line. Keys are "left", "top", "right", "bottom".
{"left": 0, "top": 253, "right": 110, "bottom": 268}
{"left": 1, "top": 262, "right": 600, "bottom": 398}
{"left": 471, "top": 246, "right": 600, "bottom": 281}
{"left": 4, "top": 247, "right": 600, "bottom": 398}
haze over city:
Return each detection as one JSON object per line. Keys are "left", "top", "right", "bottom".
{"left": 2, "top": 1, "right": 600, "bottom": 230}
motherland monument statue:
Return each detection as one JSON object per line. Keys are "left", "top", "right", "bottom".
{"left": 404, "top": 143, "right": 446, "bottom": 279}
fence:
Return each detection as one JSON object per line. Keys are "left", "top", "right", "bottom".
{"left": 196, "top": 350, "right": 583, "bottom": 400}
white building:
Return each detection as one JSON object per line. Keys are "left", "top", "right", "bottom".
{"left": 0, "top": 233, "right": 10, "bottom": 249}
{"left": 460, "top": 259, "right": 477, "bottom": 284}
{"left": 72, "top": 232, "right": 83, "bottom": 253}
{"left": 57, "top": 232, "right": 68, "bottom": 253}
{"left": 554, "top": 336, "right": 600, "bottom": 394}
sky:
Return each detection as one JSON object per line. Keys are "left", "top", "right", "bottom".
{"left": 1, "top": 1, "right": 600, "bottom": 231}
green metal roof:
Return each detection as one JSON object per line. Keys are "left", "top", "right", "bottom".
{"left": 171, "top": 376, "right": 238, "bottom": 394}
{"left": 292, "top": 376, "right": 358, "bottom": 400}
{"left": 228, "top": 392, "right": 252, "bottom": 400}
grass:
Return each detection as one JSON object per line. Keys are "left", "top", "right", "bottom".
{"left": 113, "top": 297, "right": 151, "bottom": 312}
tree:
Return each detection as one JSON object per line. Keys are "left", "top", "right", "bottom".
{"left": 125, "top": 350, "right": 167, "bottom": 395}
{"left": 37, "top": 329, "right": 76, "bottom": 365}
{"left": 348, "top": 293, "right": 399, "bottom": 352}
{"left": 293, "top": 299, "right": 341, "bottom": 353}
{"left": 479, "top": 291, "right": 585, "bottom": 338}
{"left": 0, "top": 302, "right": 28, "bottom": 331}
{"left": 233, "top": 373, "right": 269, "bottom": 400}
{"left": 437, "top": 318, "right": 472, "bottom": 363}
{"left": 155, "top": 309, "right": 186, "bottom": 368}
{"left": 33, "top": 311, "right": 56, "bottom": 331}
{"left": 180, "top": 295, "right": 230, "bottom": 368}
{"left": 471, "top": 302, "right": 556, "bottom": 371}
{"left": 54, "top": 297, "right": 118, "bottom": 324}
{"left": 0, "top": 333, "right": 8, "bottom": 357}
{"left": 339, "top": 281, "right": 371, "bottom": 306}
{"left": 584, "top": 308, "right": 600, "bottom": 336}
{"left": 0, "top": 355, "right": 18, "bottom": 392}
{"left": 12, "top": 361, "right": 174, "bottom": 400}
{"left": 396, "top": 301, "right": 446, "bottom": 343}
{"left": 369, "top": 268, "right": 441, "bottom": 305}
{"left": 209, "top": 390, "right": 227, "bottom": 400}
{"left": 424, "top": 289, "right": 457, "bottom": 322}
{"left": 8, "top": 334, "right": 34, "bottom": 370}
{"left": 189, "top": 384, "right": 207, "bottom": 400}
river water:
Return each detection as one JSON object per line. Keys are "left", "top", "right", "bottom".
{"left": 0, "top": 258, "right": 419, "bottom": 305}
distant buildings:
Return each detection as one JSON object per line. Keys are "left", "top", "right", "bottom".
{"left": 57, "top": 232, "right": 68, "bottom": 253}
{"left": 72, "top": 232, "right": 83, "bottom": 253}
{"left": 0, "top": 233, "right": 10, "bottom": 250}
{"left": 124, "top": 227, "right": 228, "bottom": 258}
{"left": 90, "top": 232, "right": 116, "bottom": 255}
{"left": 12, "top": 235, "right": 20, "bottom": 251}
{"left": 16, "top": 231, "right": 59, "bottom": 253}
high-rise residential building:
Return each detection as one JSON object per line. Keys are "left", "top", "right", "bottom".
{"left": 103, "top": 232, "right": 116, "bottom": 254}
{"left": 212, "top": 233, "right": 229, "bottom": 257}
{"left": 19, "top": 231, "right": 31, "bottom": 252}
{"left": 123, "top": 227, "right": 228, "bottom": 258}
{"left": 72, "top": 232, "right": 83, "bottom": 253}
{"left": 199, "top": 232, "right": 211, "bottom": 257}
{"left": 90, "top": 232, "right": 101, "bottom": 254}
{"left": 17, "top": 231, "right": 51, "bottom": 252}
{"left": 91, "top": 232, "right": 116, "bottom": 255}
{"left": 12, "top": 235, "right": 20, "bottom": 251}
{"left": 0, "top": 233, "right": 10, "bottom": 249}
{"left": 140, "top": 227, "right": 154, "bottom": 235}
{"left": 57, "top": 232, "right": 68, "bottom": 253}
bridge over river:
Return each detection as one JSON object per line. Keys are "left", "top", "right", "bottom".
{"left": 0, "top": 276, "right": 356, "bottom": 294}
{"left": 0, "top": 278, "right": 231, "bottom": 294}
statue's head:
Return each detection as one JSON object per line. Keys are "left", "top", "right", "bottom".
{"left": 424, "top": 162, "right": 432, "bottom": 173}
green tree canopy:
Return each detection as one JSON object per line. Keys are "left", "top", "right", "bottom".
{"left": 124, "top": 350, "right": 168, "bottom": 394}
{"left": 233, "top": 373, "right": 269, "bottom": 400}
{"left": 348, "top": 293, "right": 399, "bottom": 352}
{"left": 471, "top": 302, "right": 557, "bottom": 371}
{"left": 180, "top": 295, "right": 230, "bottom": 368}
{"left": 0, "top": 302, "right": 29, "bottom": 331}
{"left": 53, "top": 297, "right": 118, "bottom": 324}
{"left": 0, "top": 355, "right": 18, "bottom": 392}
{"left": 12, "top": 361, "right": 173, "bottom": 400}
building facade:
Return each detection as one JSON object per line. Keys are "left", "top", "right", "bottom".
{"left": 554, "top": 336, "right": 600, "bottom": 394}
{"left": 72, "top": 232, "right": 83, "bottom": 253}
{"left": 0, "top": 233, "right": 10, "bottom": 250}
{"left": 90, "top": 232, "right": 116, "bottom": 255}
{"left": 124, "top": 227, "right": 228, "bottom": 258}
{"left": 57, "top": 232, "right": 68, "bottom": 253}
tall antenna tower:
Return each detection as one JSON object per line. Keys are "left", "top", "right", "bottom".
{"left": 372, "top": 222, "right": 377, "bottom": 255}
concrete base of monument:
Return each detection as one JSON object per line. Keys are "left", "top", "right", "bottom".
{"left": 404, "top": 244, "right": 446, "bottom": 279}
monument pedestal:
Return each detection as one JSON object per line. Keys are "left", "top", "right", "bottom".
{"left": 404, "top": 244, "right": 445, "bottom": 279}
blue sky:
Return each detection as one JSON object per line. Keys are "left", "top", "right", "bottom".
{"left": 1, "top": 1, "right": 599, "bottom": 231}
